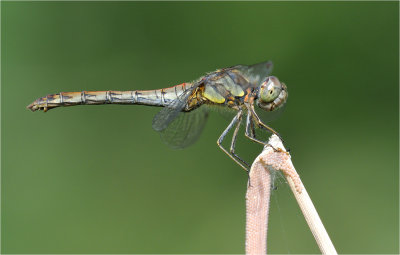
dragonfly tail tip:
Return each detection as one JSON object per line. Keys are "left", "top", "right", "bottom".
{"left": 26, "top": 102, "right": 39, "bottom": 112}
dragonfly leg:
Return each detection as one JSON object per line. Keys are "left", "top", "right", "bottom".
{"left": 249, "top": 106, "right": 284, "bottom": 143}
{"left": 245, "top": 109, "right": 288, "bottom": 154}
{"left": 217, "top": 110, "right": 249, "bottom": 172}
{"left": 247, "top": 104, "right": 288, "bottom": 148}
{"left": 229, "top": 114, "right": 250, "bottom": 168}
{"left": 249, "top": 113, "right": 256, "bottom": 138}
{"left": 244, "top": 110, "right": 267, "bottom": 145}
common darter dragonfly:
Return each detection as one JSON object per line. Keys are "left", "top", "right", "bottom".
{"left": 27, "top": 61, "right": 288, "bottom": 171}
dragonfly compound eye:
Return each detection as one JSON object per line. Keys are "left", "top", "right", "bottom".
{"left": 257, "top": 76, "right": 288, "bottom": 111}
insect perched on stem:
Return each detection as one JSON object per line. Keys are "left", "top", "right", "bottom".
{"left": 27, "top": 61, "right": 288, "bottom": 171}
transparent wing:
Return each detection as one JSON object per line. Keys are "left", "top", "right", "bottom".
{"left": 159, "top": 107, "right": 209, "bottom": 149}
{"left": 237, "top": 60, "right": 273, "bottom": 86}
{"left": 152, "top": 82, "right": 201, "bottom": 132}
{"left": 152, "top": 81, "right": 208, "bottom": 149}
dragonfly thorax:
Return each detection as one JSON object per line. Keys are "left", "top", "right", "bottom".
{"left": 256, "top": 76, "right": 288, "bottom": 111}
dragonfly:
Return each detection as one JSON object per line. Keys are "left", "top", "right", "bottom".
{"left": 27, "top": 61, "right": 288, "bottom": 171}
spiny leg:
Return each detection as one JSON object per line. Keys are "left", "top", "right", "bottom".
{"left": 241, "top": 111, "right": 260, "bottom": 185}
{"left": 245, "top": 109, "right": 287, "bottom": 154}
{"left": 250, "top": 114, "right": 256, "bottom": 138}
{"left": 244, "top": 110, "right": 267, "bottom": 146}
{"left": 229, "top": 113, "right": 250, "bottom": 168}
{"left": 249, "top": 105, "right": 284, "bottom": 142}
{"left": 217, "top": 110, "right": 248, "bottom": 172}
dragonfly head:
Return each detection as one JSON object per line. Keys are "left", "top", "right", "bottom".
{"left": 256, "top": 76, "right": 288, "bottom": 111}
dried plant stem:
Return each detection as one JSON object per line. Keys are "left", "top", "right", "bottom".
{"left": 245, "top": 135, "right": 337, "bottom": 255}
{"left": 245, "top": 151, "right": 272, "bottom": 255}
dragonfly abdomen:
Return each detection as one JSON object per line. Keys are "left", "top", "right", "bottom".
{"left": 27, "top": 83, "right": 198, "bottom": 112}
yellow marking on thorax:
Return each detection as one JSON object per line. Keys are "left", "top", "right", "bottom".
{"left": 223, "top": 83, "right": 244, "bottom": 97}
{"left": 203, "top": 86, "right": 225, "bottom": 104}
{"left": 218, "top": 75, "right": 245, "bottom": 97}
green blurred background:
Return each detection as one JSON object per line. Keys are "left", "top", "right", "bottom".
{"left": 2, "top": 1, "right": 398, "bottom": 254}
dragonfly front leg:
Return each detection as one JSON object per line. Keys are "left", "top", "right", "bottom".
{"left": 245, "top": 109, "right": 287, "bottom": 154}
{"left": 244, "top": 110, "right": 267, "bottom": 145}
{"left": 217, "top": 110, "right": 249, "bottom": 172}
{"left": 249, "top": 106, "right": 284, "bottom": 142}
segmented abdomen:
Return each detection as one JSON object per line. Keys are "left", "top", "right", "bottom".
{"left": 27, "top": 83, "right": 196, "bottom": 112}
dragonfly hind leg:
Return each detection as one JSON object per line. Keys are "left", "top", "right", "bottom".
{"left": 229, "top": 114, "right": 250, "bottom": 168}
{"left": 217, "top": 110, "right": 249, "bottom": 172}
